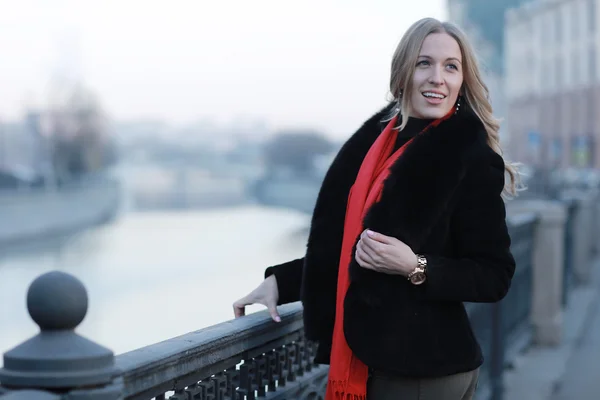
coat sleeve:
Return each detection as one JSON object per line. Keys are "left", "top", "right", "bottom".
{"left": 264, "top": 258, "right": 304, "bottom": 305}
{"left": 422, "top": 149, "right": 516, "bottom": 303}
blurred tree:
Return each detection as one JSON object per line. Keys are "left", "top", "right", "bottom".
{"left": 263, "top": 130, "right": 333, "bottom": 176}
{"left": 47, "top": 84, "right": 114, "bottom": 182}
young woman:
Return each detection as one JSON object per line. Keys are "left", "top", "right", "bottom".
{"left": 233, "top": 17, "right": 519, "bottom": 400}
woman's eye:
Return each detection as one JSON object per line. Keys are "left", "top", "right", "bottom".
{"left": 447, "top": 63, "right": 458, "bottom": 70}
{"left": 417, "top": 60, "right": 430, "bottom": 66}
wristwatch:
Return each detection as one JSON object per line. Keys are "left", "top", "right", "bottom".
{"left": 407, "top": 254, "right": 427, "bottom": 285}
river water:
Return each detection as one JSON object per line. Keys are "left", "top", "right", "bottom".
{"left": 0, "top": 205, "right": 310, "bottom": 356}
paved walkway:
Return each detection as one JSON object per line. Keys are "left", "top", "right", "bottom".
{"left": 551, "top": 276, "right": 600, "bottom": 400}
{"left": 504, "top": 259, "right": 600, "bottom": 400}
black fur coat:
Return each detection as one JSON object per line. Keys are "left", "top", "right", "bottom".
{"left": 265, "top": 103, "right": 516, "bottom": 378}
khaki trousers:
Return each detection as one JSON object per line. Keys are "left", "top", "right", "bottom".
{"left": 367, "top": 368, "right": 480, "bottom": 400}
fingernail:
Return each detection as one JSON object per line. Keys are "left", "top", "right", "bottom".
{"left": 367, "top": 230, "right": 374, "bottom": 236}
{"left": 275, "top": 316, "right": 281, "bottom": 322}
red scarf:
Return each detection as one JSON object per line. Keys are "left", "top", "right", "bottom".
{"left": 325, "top": 109, "right": 454, "bottom": 400}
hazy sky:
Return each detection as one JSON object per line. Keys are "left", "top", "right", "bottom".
{"left": 0, "top": 0, "right": 447, "bottom": 139}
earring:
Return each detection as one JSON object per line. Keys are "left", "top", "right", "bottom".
{"left": 395, "top": 90, "right": 403, "bottom": 114}
{"left": 455, "top": 95, "right": 461, "bottom": 114}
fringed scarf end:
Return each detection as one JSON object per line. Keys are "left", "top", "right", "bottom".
{"left": 326, "top": 380, "right": 367, "bottom": 400}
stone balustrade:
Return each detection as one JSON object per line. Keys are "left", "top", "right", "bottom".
{"left": 1, "top": 189, "right": 598, "bottom": 400}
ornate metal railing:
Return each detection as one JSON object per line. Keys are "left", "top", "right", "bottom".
{"left": 502, "top": 212, "right": 537, "bottom": 355}
{"left": 561, "top": 198, "right": 577, "bottom": 305}
{"left": 0, "top": 212, "right": 538, "bottom": 400}
{"left": 0, "top": 270, "right": 328, "bottom": 400}
{"left": 465, "top": 211, "right": 538, "bottom": 400}
{"left": 117, "top": 303, "right": 327, "bottom": 400}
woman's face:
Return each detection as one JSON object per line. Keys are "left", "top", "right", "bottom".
{"left": 408, "top": 32, "right": 464, "bottom": 119}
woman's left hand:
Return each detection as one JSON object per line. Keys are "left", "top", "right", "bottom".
{"left": 355, "top": 229, "right": 418, "bottom": 277}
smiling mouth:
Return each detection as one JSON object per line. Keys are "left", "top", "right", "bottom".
{"left": 422, "top": 91, "right": 446, "bottom": 99}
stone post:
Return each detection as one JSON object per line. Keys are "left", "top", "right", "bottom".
{"left": 507, "top": 200, "right": 566, "bottom": 346}
{"left": 0, "top": 271, "right": 122, "bottom": 399}
{"left": 590, "top": 188, "right": 600, "bottom": 255}
{"left": 560, "top": 190, "right": 595, "bottom": 284}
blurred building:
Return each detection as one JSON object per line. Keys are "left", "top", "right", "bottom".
{"left": 0, "top": 116, "right": 45, "bottom": 188}
{"left": 448, "top": 0, "right": 528, "bottom": 71}
{"left": 505, "top": 0, "right": 598, "bottom": 168}
{"left": 447, "top": 0, "right": 529, "bottom": 149}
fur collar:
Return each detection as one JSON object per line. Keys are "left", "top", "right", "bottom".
{"left": 364, "top": 105, "right": 488, "bottom": 250}
{"left": 307, "top": 102, "right": 488, "bottom": 252}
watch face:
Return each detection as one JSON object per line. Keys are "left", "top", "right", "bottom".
{"left": 410, "top": 272, "right": 426, "bottom": 285}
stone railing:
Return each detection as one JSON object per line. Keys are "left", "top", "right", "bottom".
{"left": 0, "top": 271, "right": 328, "bottom": 400}
{"left": 1, "top": 191, "right": 598, "bottom": 400}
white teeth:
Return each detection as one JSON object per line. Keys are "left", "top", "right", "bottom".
{"left": 423, "top": 92, "right": 445, "bottom": 99}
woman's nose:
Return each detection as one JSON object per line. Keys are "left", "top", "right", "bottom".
{"left": 428, "top": 67, "right": 444, "bottom": 85}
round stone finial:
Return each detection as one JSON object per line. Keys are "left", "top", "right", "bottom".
{"left": 27, "top": 271, "right": 88, "bottom": 331}
{"left": 1, "top": 271, "right": 115, "bottom": 390}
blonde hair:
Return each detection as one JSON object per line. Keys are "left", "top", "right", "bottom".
{"left": 388, "top": 18, "right": 521, "bottom": 197}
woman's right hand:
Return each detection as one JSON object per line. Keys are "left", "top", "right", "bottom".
{"left": 233, "top": 275, "right": 281, "bottom": 322}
